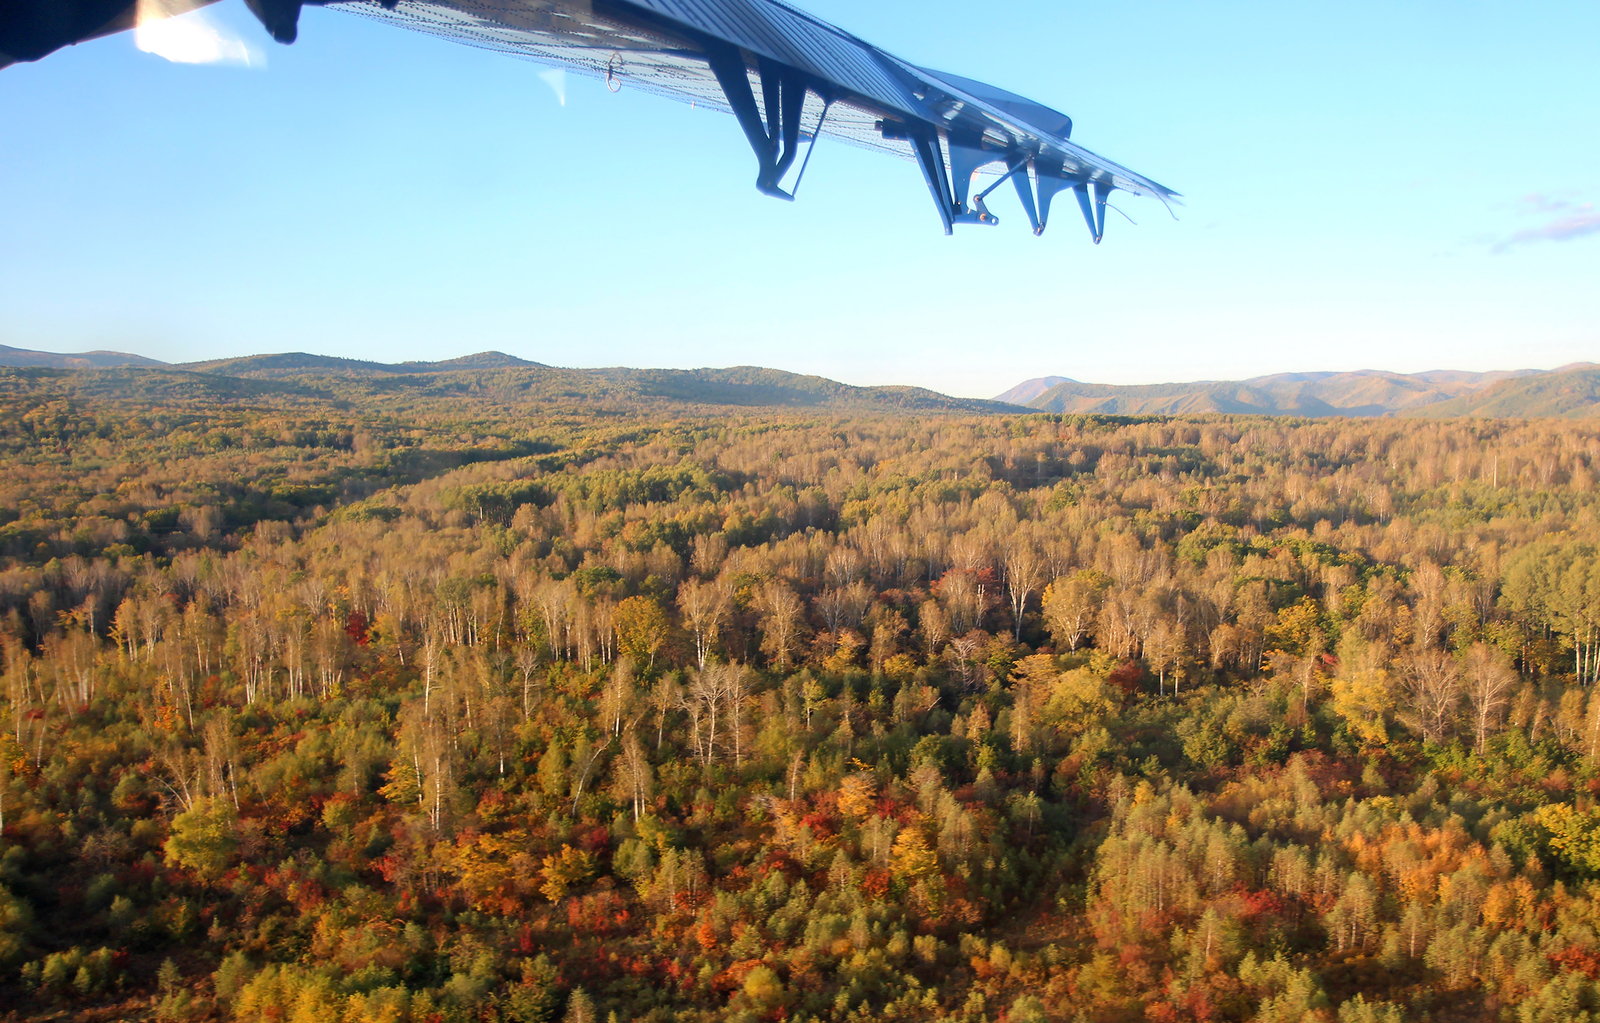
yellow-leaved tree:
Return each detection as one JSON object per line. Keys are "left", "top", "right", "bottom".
{"left": 539, "top": 845, "right": 597, "bottom": 902}
{"left": 1330, "top": 669, "right": 1394, "bottom": 746}
{"left": 163, "top": 798, "right": 238, "bottom": 882}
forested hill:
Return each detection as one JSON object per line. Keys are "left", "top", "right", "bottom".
{"left": 594, "top": 366, "right": 1024, "bottom": 414}
{"left": 0, "top": 344, "right": 165, "bottom": 370}
{"left": 7, "top": 345, "right": 1597, "bottom": 416}
{"left": 6, "top": 381, "right": 1600, "bottom": 1023}
{"left": 182, "top": 352, "right": 550, "bottom": 377}
{"left": 178, "top": 356, "right": 1023, "bottom": 414}
{"left": 1417, "top": 364, "right": 1600, "bottom": 419}
{"left": 0, "top": 361, "right": 1025, "bottom": 416}
{"left": 10, "top": 357, "right": 1600, "bottom": 1022}
{"left": 1008, "top": 365, "right": 1599, "bottom": 418}
{"left": 993, "top": 376, "right": 1073, "bottom": 405}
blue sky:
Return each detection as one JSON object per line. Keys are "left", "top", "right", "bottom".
{"left": 1, "top": 0, "right": 1596, "bottom": 398}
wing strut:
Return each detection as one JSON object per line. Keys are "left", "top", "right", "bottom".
{"left": 1074, "top": 182, "right": 1113, "bottom": 244}
{"left": 883, "top": 121, "right": 1009, "bottom": 234}
{"left": 788, "top": 100, "right": 832, "bottom": 199}
{"left": 904, "top": 126, "right": 954, "bottom": 234}
{"left": 948, "top": 135, "right": 1008, "bottom": 220}
{"left": 704, "top": 41, "right": 817, "bottom": 200}
{"left": 1028, "top": 157, "right": 1077, "bottom": 237}
{"left": 964, "top": 155, "right": 1089, "bottom": 238}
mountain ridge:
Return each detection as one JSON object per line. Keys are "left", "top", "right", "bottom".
{"left": 1416, "top": 365, "right": 1600, "bottom": 419}
{"left": 0, "top": 356, "right": 1022, "bottom": 416}
{"left": 181, "top": 351, "right": 550, "bottom": 377}
{"left": 994, "top": 376, "right": 1075, "bottom": 405}
{"left": 999, "top": 365, "right": 1593, "bottom": 418}
{"left": 4, "top": 343, "right": 1595, "bottom": 417}
{"left": 0, "top": 343, "right": 166, "bottom": 369}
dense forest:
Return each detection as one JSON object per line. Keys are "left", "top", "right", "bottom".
{"left": 4, "top": 366, "right": 1600, "bottom": 1022}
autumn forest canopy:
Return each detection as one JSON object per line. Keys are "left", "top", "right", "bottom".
{"left": 4, "top": 366, "right": 1600, "bottom": 1022}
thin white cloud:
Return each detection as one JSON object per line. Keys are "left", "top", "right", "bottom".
{"left": 1494, "top": 194, "right": 1600, "bottom": 253}
{"left": 135, "top": 1, "right": 263, "bottom": 67}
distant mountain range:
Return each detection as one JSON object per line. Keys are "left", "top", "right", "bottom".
{"left": 172, "top": 355, "right": 1017, "bottom": 413}
{"left": 997, "top": 365, "right": 1600, "bottom": 418}
{"left": 993, "top": 376, "right": 1075, "bottom": 405}
{"left": 183, "top": 351, "right": 550, "bottom": 377}
{"left": 0, "top": 345, "right": 551, "bottom": 376}
{"left": 2, "top": 343, "right": 1596, "bottom": 417}
{"left": 0, "top": 343, "right": 166, "bottom": 370}
{"left": 0, "top": 347, "right": 1018, "bottom": 415}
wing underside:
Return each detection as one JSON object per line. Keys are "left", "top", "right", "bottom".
{"left": 2, "top": 0, "right": 1177, "bottom": 238}
{"left": 335, "top": 0, "right": 1175, "bottom": 200}
{"left": 335, "top": 0, "right": 902, "bottom": 159}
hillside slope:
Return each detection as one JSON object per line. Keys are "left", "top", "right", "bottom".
{"left": 1417, "top": 365, "right": 1600, "bottom": 418}
{"left": 17, "top": 342, "right": 1595, "bottom": 418}
{"left": 993, "top": 376, "right": 1074, "bottom": 404}
{"left": 616, "top": 366, "right": 1023, "bottom": 413}
{"left": 0, "top": 343, "right": 166, "bottom": 369}
{"left": 16, "top": 357, "right": 1023, "bottom": 416}
{"left": 1024, "top": 367, "right": 1551, "bottom": 417}
{"left": 181, "top": 351, "right": 547, "bottom": 377}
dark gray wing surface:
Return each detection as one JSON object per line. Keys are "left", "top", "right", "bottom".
{"left": 2, "top": 0, "right": 1177, "bottom": 239}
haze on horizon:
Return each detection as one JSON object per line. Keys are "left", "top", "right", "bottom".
{"left": 1, "top": 0, "right": 1596, "bottom": 398}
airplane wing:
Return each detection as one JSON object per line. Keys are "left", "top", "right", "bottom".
{"left": 0, "top": 0, "right": 219, "bottom": 65}
{"left": 1, "top": 0, "right": 1179, "bottom": 240}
